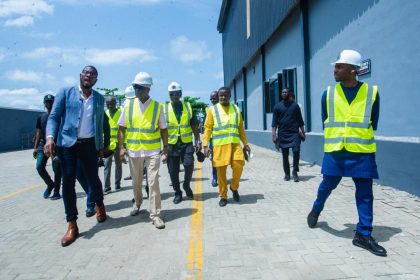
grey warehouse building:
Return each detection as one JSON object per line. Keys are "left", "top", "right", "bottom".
{"left": 217, "top": 0, "right": 420, "bottom": 196}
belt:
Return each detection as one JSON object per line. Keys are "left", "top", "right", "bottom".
{"left": 76, "top": 137, "right": 94, "bottom": 143}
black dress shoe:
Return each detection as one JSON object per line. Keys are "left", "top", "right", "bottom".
{"left": 230, "top": 187, "right": 240, "bottom": 202}
{"left": 219, "top": 198, "right": 227, "bottom": 207}
{"left": 292, "top": 171, "right": 299, "bottom": 182}
{"left": 173, "top": 194, "right": 182, "bottom": 204}
{"left": 284, "top": 175, "right": 290, "bottom": 181}
{"left": 307, "top": 210, "right": 319, "bottom": 228}
{"left": 184, "top": 187, "right": 194, "bottom": 199}
{"left": 352, "top": 233, "right": 387, "bottom": 257}
{"left": 86, "top": 207, "right": 95, "bottom": 218}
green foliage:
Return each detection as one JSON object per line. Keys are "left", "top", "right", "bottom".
{"left": 97, "top": 87, "right": 125, "bottom": 106}
{"left": 183, "top": 96, "right": 208, "bottom": 115}
{"left": 97, "top": 87, "right": 118, "bottom": 95}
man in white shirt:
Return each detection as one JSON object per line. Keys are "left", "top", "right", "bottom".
{"left": 118, "top": 72, "right": 168, "bottom": 229}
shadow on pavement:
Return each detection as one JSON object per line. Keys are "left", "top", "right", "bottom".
{"left": 191, "top": 177, "right": 209, "bottom": 182}
{"left": 298, "top": 175, "right": 316, "bottom": 182}
{"left": 162, "top": 208, "right": 197, "bottom": 222}
{"left": 81, "top": 213, "right": 149, "bottom": 239}
{"left": 82, "top": 208, "right": 196, "bottom": 239}
{"left": 317, "top": 222, "right": 402, "bottom": 242}
{"left": 237, "top": 193, "right": 264, "bottom": 205}
{"left": 201, "top": 191, "right": 220, "bottom": 201}
{"left": 105, "top": 199, "right": 133, "bottom": 212}
{"left": 161, "top": 192, "right": 174, "bottom": 200}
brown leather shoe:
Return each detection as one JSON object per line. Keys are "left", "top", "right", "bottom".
{"left": 96, "top": 204, "right": 107, "bottom": 223}
{"left": 61, "top": 221, "right": 79, "bottom": 247}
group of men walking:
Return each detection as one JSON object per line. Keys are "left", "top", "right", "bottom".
{"left": 34, "top": 49, "right": 387, "bottom": 257}
{"left": 37, "top": 66, "right": 250, "bottom": 247}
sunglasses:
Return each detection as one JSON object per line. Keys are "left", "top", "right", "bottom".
{"left": 210, "top": 98, "right": 218, "bottom": 101}
{"left": 81, "top": 70, "right": 97, "bottom": 78}
{"left": 169, "top": 92, "right": 181, "bottom": 97}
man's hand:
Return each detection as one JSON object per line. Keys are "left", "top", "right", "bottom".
{"left": 195, "top": 142, "right": 202, "bottom": 153}
{"left": 299, "top": 131, "right": 306, "bottom": 141}
{"left": 32, "top": 148, "right": 38, "bottom": 159}
{"left": 98, "top": 149, "right": 104, "bottom": 158}
{"left": 161, "top": 145, "right": 168, "bottom": 164}
{"left": 272, "top": 134, "right": 278, "bottom": 143}
{"left": 119, "top": 147, "right": 126, "bottom": 161}
{"left": 243, "top": 144, "right": 251, "bottom": 153}
{"left": 203, "top": 146, "right": 211, "bottom": 157}
{"left": 44, "top": 138, "right": 55, "bottom": 157}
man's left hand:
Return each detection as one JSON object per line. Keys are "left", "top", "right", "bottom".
{"left": 195, "top": 142, "right": 202, "bottom": 152}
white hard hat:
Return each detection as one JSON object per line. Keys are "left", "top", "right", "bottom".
{"left": 132, "top": 72, "right": 153, "bottom": 88}
{"left": 168, "top": 81, "right": 182, "bottom": 92}
{"left": 332, "top": 50, "right": 362, "bottom": 67}
{"left": 124, "top": 85, "right": 135, "bottom": 98}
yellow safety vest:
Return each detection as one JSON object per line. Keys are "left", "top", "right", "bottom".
{"left": 211, "top": 103, "right": 241, "bottom": 146}
{"left": 163, "top": 101, "right": 193, "bottom": 144}
{"left": 125, "top": 98, "right": 162, "bottom": 151}
{"left": 324, "top": 83, "right": 377, "bottom": 153}
{"left": 105, "top": 108, "right": 121, "bottom": 151}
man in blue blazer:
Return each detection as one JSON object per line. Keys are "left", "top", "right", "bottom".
{"left": 45, "top": 65, "right": 108, "bottom": 247}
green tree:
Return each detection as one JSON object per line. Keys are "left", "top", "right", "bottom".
{"left": 97, "top": 87, "right": 125, "bottom": 107}
{"left": 183, "top": 96, "right": 208, "bottom": 116}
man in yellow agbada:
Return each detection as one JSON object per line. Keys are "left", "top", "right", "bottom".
{"left": 203, "top": 87, "right": 251, "bottom": 207}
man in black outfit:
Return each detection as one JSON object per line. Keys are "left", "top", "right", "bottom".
{"left": 164, "top": 82, "right": 201, "bottom": 204}
{"left": 33, "top": 94, "right": 62, "bottom": 200}
{"left": 271, "top": 88, "right": 305, "bottom": 182}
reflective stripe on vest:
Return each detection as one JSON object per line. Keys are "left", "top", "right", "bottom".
{"left": 324, "top": 83, "right": 377, "bottom": 153}
{"left": 105, "top": 108, "right": 121, "bottom": 151}
{"left": 211, "top": 103, "right": 241, "bottom": 146}
{"left": 125, "top": 98, "right": 162, "bottom": 151}
{"left": 163, "top": 101, "right": 193, "bottom": 144}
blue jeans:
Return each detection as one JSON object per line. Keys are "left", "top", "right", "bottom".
{"left": 312, "top": 175, "right": 373, "bottom": 235}
{"left": 36, "top": 145, "right": 61, "bottom": 193}
{"left": 57, "top": 139, "right": 103, "bottom": 222}
{"left": 76, "top": 161, "right": 95, "bottom": 210}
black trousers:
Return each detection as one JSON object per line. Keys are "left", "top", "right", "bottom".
{"left": 167, "top": 143, "right": 194, "bottom": 196}
{"left": 281, "top": 146, "right": 300, "bottom": 175}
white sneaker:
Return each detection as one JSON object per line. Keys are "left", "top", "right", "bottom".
{"left": 152, "top": 217, "right": 165, "bottom": 229}
{"left": 130, "top": 204, "right": 140, "bottom": 216}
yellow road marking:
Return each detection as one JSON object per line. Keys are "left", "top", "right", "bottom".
{"left": 0, "top": 184, "right": 42, "bottom": 202}
{"left": 187, "top": 161, "right": 203, "bottom": 280}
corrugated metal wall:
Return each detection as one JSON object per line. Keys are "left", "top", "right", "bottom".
{"left": 221, "top": 0, "right": 299, "bottom": 85}
{"left": 0, "top": 107, "right": 43, "bottom": 153}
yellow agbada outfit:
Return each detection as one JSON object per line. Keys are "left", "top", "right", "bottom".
{"left": 203, "top": 103, "right": 248, "bottom": 199}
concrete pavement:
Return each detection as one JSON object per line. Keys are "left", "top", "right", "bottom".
{"left": 0, "top": 144, "right": 419, "bottom": 279}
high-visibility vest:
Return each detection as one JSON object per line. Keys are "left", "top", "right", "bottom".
{"left": 105, "top": 108, "right": 121, "bottom": 151}
{"left": 163, "top": 101, "right": 193, "bottom": 144}
{"left": 324, "top": 83, "right": 377, "bottom": 153}
{"left": 125, "top": 98, "right": 162, "bottom": 151}
{"left": 210, "top": 103, "right": 241, "bottom": 146}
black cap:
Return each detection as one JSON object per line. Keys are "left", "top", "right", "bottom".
{"left": 44, "top": 94, "right": 54, "bottom": 102}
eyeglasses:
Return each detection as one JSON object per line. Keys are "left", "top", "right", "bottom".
{"left": 210, "top": 98, "right": 218, "bottom": 101}
{"left": 81, "top": 70, "right": 97, "bottom": 78}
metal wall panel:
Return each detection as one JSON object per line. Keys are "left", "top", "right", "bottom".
{"left": 220, "top": 0, "right": 299, "bottom": 85}
{"left": 0, "top": 107, "right": 43, "bottom": 152}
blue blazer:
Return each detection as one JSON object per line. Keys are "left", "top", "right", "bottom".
{"left": 46, "top": 86, "right": 105, "bottom": 150}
